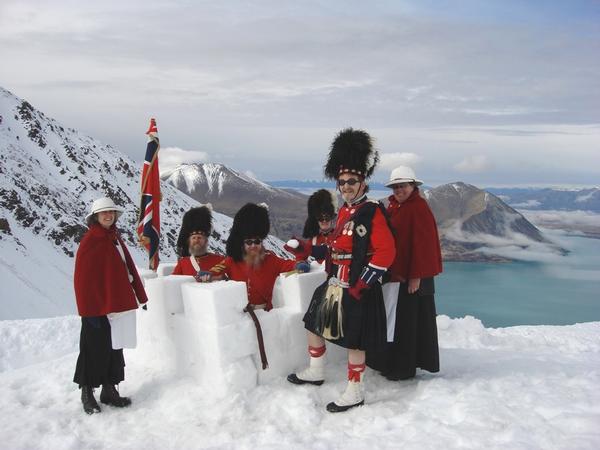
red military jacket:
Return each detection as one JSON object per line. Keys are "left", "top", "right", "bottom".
{"left": 172, "top": 253, "right": 225, "bottom": 276}
{"left": 74, "top": 223, "right": 148, "bottom": 317}
{"left": 387, "top": 189, "right": 443, "bottom": 281}
{"left": 329, "top": 198, "right": 396, "bottom": 284}
{"left": 210, "top": 252, "right": 296, "bottom": 310}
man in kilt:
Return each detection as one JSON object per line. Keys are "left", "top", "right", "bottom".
{"left": 287, "top": 128, "right": 395, "bottom": 412}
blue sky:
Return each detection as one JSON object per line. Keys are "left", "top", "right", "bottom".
{"left": 1, "top": 0, "right": 598, "bottom": 187}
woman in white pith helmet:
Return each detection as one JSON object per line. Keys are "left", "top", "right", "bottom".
{"left": 367, "top": 166, "right": 443, "bottom": 380}
{"left": 73, "top": 197, "right": 148, "bottom": 414}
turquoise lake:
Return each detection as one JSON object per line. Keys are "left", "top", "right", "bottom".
{"left": 435, "top": 231, "right": 600, "bottom": 328}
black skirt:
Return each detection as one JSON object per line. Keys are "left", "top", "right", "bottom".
{"left": 73, "top": 316, "right": 125, "bottom": 388}
{"left": 367, "top": 278, "right": 439, "bottom": 379}
{"left": 303, "top": 279, "right": 387, "bottom": 352}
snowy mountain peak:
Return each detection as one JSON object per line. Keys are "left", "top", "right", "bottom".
{"left": 162, "top": 162, "right": 309, "bottom": 239}
{"left": 162, "top": 162, "right": 277, "bottom": 198}
{"left": 0, "top": 86, "right": 287, "bottom": 319}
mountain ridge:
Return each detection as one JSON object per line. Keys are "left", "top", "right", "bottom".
{"left": 0, "top": 86, "right": 286, "bottom": 319}
{"left": 162, "top": 163, "right": 308, "bottom": 238}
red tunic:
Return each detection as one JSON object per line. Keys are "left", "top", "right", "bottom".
{"left": 329, "top": 199, "right": 396, "bottom": 283}
{"left": 74, "top": 224, "right": 148, "bottom": 317}
{"left": 387, "top": 189, "right": 443, "bottom": 281}
{"left": 171, "top": 253, "right": 225, "bottom": 276}
{"left": 210, "top": 252, "right": 296, "bottom": 310}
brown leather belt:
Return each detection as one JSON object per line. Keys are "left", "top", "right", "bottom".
{"left": 243, "top": 304, "right": 268, "bottom": 370}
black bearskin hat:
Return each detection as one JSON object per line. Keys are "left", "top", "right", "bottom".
{"left": 226, "top": 203, "right": 270, "bottom": 261}
{"left": 176, "top": 206, "right": 213, "bottom": 257}
{"left": 302, "top": 189, "right": 335, "bottom": 238}
{"left": 324, "top": 128, "right": 378, "bottom": 180}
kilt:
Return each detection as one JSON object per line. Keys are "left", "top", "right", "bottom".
{"left": 303, "top": 279, "right": 387, "bottom": 352}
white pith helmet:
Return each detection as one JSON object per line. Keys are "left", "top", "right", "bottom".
{"left": 385, "top": 166, "right": 423, "bottom": 187}
{"left": 85, "top": 197, "right": 124, "bottom": 224}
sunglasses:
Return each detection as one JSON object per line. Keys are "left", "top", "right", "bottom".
{"left": 391, "top": 182, "right": 412, "bottom": 189}
{"left": 337, "top": 178, "right": 361, "bottom": 187}
{"left": 244, "top": 238, "right": 262, "bottom": 246}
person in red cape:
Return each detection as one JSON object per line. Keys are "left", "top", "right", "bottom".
{"left": 284, "top": 189, "right": 335, "bottom": 264}
{"left": 73, "top": 197, "right": 148, "bottom": 415}
{"left": 205, "top": 203, "right": 308, "bottom": 311}
{"left": 287, "top": 128, "right": 396, "bottom": 413}
{"left": 367, "top": 165, "right": 443, "bottom": 381}
{"left": 171, "top": 205, "right": 224, "bottom": 278}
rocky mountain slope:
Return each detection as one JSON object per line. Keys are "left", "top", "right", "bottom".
{"left": 423, "top": 182, "right": 564, "bottom": 261}
{"left": 162, "top": 163, "right": 308, "bottom": 238}
{"left": 0, "top": 87, "right": 285, "bottom": 319}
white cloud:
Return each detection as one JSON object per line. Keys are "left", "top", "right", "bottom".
{"left": 454, "top": 155, "right": 491, "bottom": 173}
{"left": 521, "top": 210, "right": 600, "bottom": 228}
{"left": 159, "top": 147, "right": 209, "bottom": 175}
{"left": 511, "top": 200, "right": 542, "bottom": 208}
{"left": 379, "top": 152, "right": 421, "bottom": 172}
{"left": 1, "top": 1, "right": 599, "bottom": 184}
{"left": 243, "top": 170, "right": 258, "bottom": 180}
{"left": 440, "top": 216, "right": 565, "bottom": 263}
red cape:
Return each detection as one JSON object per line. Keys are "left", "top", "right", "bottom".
{"left": 387, "top": 190, "right": 443, "bottom": 281}
{"left": 74, "top": 224, "right": 148, "bottom": 317}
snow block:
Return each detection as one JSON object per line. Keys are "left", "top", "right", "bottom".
{"left": 272, "top": 270, "right": 327, "bottom": 312}
{"left": 139, "top": 269, "right": 341, "bottom": 397}
{"left": 138, "top": 268, "right": 158, "bottom": 285}
{"left": 199, "top": 319, "right": 256, "bottom": 367}
{"left": 157, "top": 262, "right": 177, "bottom": 277}
{"left": 181, "top": 281, "right": 247, "bottom": 327}
{"left": 149, "top": 275, "right": 194, "bottom": 314}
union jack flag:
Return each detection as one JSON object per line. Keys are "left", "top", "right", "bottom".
{"left": 137, "top": 118, "right": 161, "bottom": 270}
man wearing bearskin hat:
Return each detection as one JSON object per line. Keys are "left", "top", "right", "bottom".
{"left": 285, "top": 189, "right": 335, "bottom": 264}
{"left": 206, "top": 203, "right": 309, "bottom": 311}
{"left": 172, "top": 205, "right": 224, "bottom": 278}
{"left": 287, "top": 128, "right": 396, "bottom": 413}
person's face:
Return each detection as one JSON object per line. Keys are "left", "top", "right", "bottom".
{"left": 243, "top": 237, "right": 263, "bottom": 257}
{"left": 97, "top": 210, "right": 116, "bottom": 229}
{"left": 391, "top": 182, "right": 415, "bottom": 204}
{"left": 188, "top": 232, "right": 208, "bottom": 256}
{"left": 337, "top": 173, "right": 365, "bottom": 203}
{"left": 318, "top": 215, "right": 333, "bottom": 232}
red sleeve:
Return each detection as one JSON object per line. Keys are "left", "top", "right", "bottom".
{"left": 74, "top": 232, "right": 99, "bottom": 316}
{"left": 172, "top": 259, "right": 184, "bottom": 275}
{"left": 407, "top": 201, "right": 443, "bottom": 278}
{"left": 210, "top": 256, "right": 232, "bottom": 278}
{"left": 203, "top": 254, "right": 226, "bottom": 272}
{"left": 277, "top": 256, "right": 297, "bottom": 273}
{"left": 368, "top": 207, "right": 396, "bottom": 269}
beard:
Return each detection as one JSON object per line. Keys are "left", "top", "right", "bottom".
{"left": 189, "top": 243, "right": 207, "bottom": 257}
{"left": 244, "top": 247, "right": 265, "bottom": 269}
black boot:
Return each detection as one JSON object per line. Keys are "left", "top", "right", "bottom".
{"left": 81, "top": 386, "right": 101, "bottom": 414}
{"left": 100, "top": 384, "right": 132, "bottom": 407}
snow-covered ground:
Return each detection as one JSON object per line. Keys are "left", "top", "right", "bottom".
{"left": 1, "top": 315, "right": 598, "bottom": 449}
